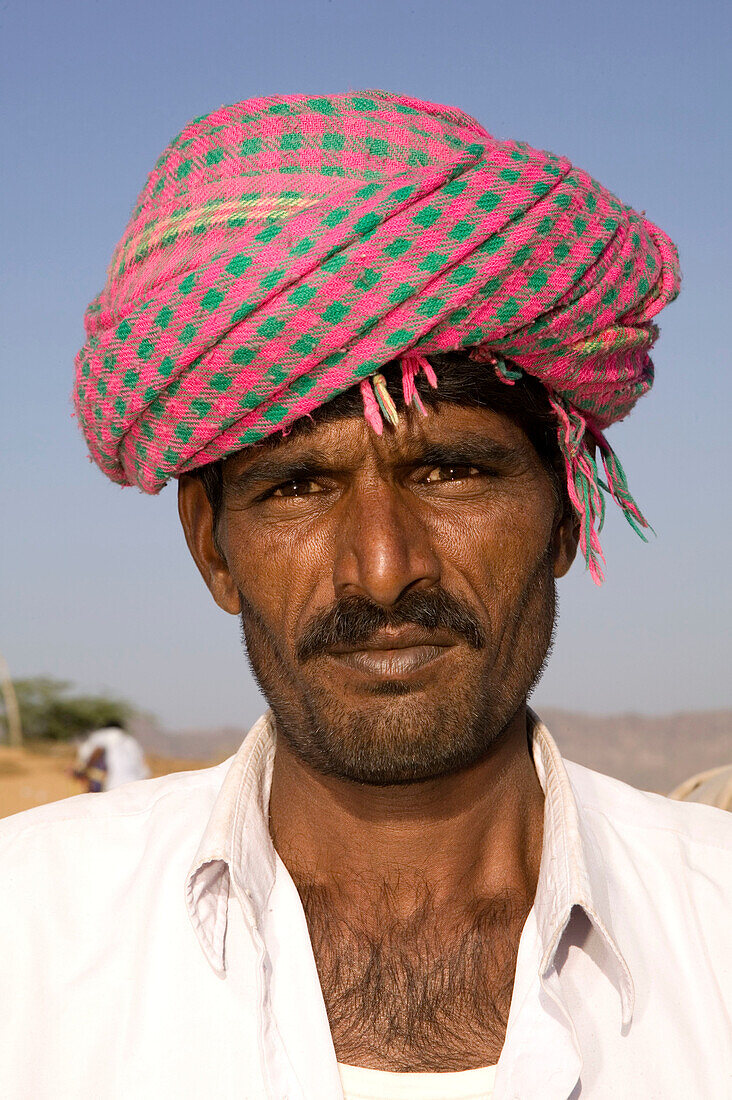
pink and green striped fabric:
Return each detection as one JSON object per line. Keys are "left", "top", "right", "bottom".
{"left": 74, "top": 90, "right": 680, "bottom": 576}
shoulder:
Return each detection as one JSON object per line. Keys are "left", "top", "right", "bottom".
{"left": 0, "top": 758, "right": 233, "bottom": 861}
{"left": 566, "top": 758, "right": 732, "bottom": 883}
{"left": 564, "top": 760, "right": 732, "bottom": 1006}
{"left": 0, "top": 759, "right": 237, "bottom": 959}
{"left": 0, "top": 760, "right": 238, "bottom": 1017}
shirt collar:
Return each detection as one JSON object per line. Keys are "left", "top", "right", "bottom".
{"left": 528, "top": 708, "right": 634, "bottom": 1024}
{"left": 185, "top": 712, "right": 277, "bottom": 975}
{"left": 185, "top": 708, "right": 633, "bottom": 1022}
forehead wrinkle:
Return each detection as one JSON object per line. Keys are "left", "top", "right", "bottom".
{"left": 366, "top": 417, "right": 539, "bottom": 477}
{"left": 222, "top": 402, "right": 541, "bottom": 492}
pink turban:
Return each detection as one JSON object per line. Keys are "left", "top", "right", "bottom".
{"left": 74, "top": 91, "right": 680, "bottom": 580}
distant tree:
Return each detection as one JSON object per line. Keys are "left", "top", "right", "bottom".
{"left": 0, "top": 653, "right": 23, "bottom": 746}
{"left": 0, "top": 677, "right": 135, "bottom": 743}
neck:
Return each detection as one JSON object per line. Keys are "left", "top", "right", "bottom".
{"left": 269, "top": 704, "right": 544, "bottom": 916}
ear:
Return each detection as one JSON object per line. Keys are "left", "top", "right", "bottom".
{"left": 177, "top": 475, "right": 240, "bottom": 615}
{"left": 552, "top": 505, "right": 580, "bottom": 579}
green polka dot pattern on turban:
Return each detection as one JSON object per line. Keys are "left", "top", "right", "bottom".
{"left": 74, "top": 90, "right": 680, "bottom": 580}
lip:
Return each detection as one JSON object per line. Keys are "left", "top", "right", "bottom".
{"left": 326, "top": 627, "right": 458, "bottom": 678}
{"left": 329, "top": 645, "right": 452, "bottom": 677}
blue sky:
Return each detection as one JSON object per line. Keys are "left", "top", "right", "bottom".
{"left": 2, "top": 0, "right": 730, "bottom": 730}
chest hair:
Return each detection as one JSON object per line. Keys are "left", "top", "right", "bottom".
{"left": 295, "top": 877, "right": 530, "bottom": 1072}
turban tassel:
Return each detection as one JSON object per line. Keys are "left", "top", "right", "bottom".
{"left": 359, "top": 356, "right": 436, "bottom": 433}
{"left": 359, "top": 377, "right": 385, "bottom": 436}
{"left": 547, "top": 394, "right": 650, "bottom": 584}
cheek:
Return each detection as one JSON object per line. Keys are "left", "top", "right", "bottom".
{"left": 431, "top": 487, "right": 555, "bottom": 605}
{"left": 224, "top": 514, "right": 335, "bottom": 638}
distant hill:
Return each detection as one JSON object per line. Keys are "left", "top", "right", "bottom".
{"left": 134, "top": 709, "right": 732, "bottom": 796}
{"left": 132, "top": 721, "right": 246, "bottom": 765}
{"left": 539, "top": 709, "right": 732, "bottom": 794}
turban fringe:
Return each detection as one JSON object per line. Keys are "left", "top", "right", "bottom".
{"left": 74, "top": 91, "right": 680, "bottom": 581}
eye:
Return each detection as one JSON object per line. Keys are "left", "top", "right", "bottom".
{"left": 269, "top": 478, "right": 323, "bottom": 499}
{"left": 423, "top": 465, "right": 481, "bottom": 483}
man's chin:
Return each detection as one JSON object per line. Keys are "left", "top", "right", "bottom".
{"left": 273, "top": 689, "right": 507, "bottom": 786}
{"left": 360, "top": 678, "right": 420, "bottom": 697}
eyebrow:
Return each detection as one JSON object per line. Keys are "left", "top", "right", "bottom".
{"left": 224, "top": 433, "right": 528, "bottom": 496}
{"left": 403, "top": 436, "right": 526, "bottom": 470}
{"left": 224, "top": 450, "right": 345, "bottom": 495}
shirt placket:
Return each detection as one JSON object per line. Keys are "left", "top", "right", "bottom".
{"left": 230, "top": 875, "right": 310, "bottom": 1100}
{"left": 495, "top": 968, "right": 582, "bottom": 1100}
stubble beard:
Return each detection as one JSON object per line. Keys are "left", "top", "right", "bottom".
{"left": 238, "top": 555, "right": 557, "bottom": 786}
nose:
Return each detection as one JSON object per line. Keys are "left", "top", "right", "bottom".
{"left": 332, "top": 483, "right": 441, "bottom": 607}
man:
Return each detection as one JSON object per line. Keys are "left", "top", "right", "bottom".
{"left": 72, "top": 723, "right": 150, "bottom": 792}
{"left": 1, "top": 92, "right": 730, "bottom": 1098}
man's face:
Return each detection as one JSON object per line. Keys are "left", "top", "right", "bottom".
{"left": 179, "top": 402, "right": 577, "bottom": 785}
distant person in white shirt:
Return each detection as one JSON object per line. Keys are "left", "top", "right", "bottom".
{"left": 73, "top": 725, "right": 150, "bottom": 792}
{"left": 1, "top": 93, "right": 730, "bottom": 1100}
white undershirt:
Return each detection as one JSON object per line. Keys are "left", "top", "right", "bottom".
{"left": 337, "top": 1061, "right": 497, "bottom": 1099}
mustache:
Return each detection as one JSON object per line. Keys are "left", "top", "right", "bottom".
{"left": 295, "top": 589, "right": 487, "bottom": 663}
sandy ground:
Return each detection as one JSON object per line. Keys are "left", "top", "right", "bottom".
{"left": 0, "top": 743, "right": 216, "bottom": 819}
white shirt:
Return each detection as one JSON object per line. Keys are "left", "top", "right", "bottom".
{"left": 76, "top": 727, "right": 150, "bottom": 789}
{"left": 1, "top": 710, "right": 730, "bottom": 1099}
